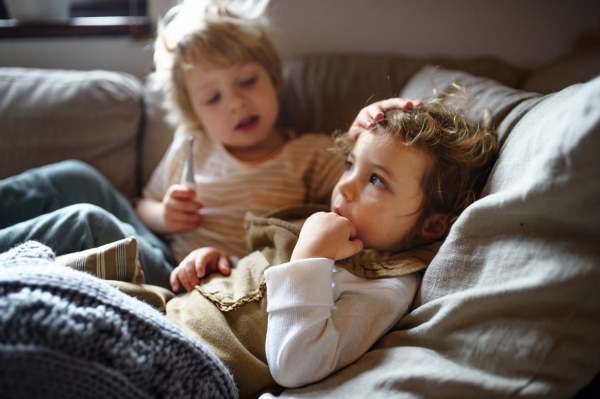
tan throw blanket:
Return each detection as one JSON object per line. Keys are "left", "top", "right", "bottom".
{"left": 165, "top": 205, "right": 438, "bottom": 399}
{"left": 114, "top": 205, "right": 440, "bottom": 399}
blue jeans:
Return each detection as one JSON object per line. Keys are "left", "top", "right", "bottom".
{"left": 0, "top": 160, "right": 176, "bottom": 289}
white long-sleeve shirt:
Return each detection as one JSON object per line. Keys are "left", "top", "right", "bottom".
{"left": 264, "top": 257, "right": 419, "bottom": 388}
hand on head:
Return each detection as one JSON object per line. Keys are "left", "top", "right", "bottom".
{"left": 162, "top": 184, "right": 204, "bottom": 233}
{"left": 291, "top": 212, "right": 363, "bottom": 262}
{"left": 349, "top": 98, "right": 423, "bottom": 136}
{"left": 170, "top": 247, "right": 232, "bottom": 292}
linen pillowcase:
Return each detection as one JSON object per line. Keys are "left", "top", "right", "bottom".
{"left": 402, "top": 70, "right": 600, "bottom": 396}
{"left": 399, "top": 64, "right": 542, "bottom": 143}
{"left": 56, "top": 236, "right": 144, "bottom": 284}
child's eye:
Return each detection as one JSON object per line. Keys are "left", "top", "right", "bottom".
{"left": 206, "top": 93, "right": 220, "bottom": 105}
{"left": 240, "top": 76, "right": 257, "bottom": 87}
{"left": 369, "top": 174, "right": 386, "bottom": 188}
{"left": 345, "top": 160, "right": 354, "bottom": 171}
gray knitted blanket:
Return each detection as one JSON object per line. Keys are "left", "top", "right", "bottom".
{"left": 0, "top": 241, "right": 238, "bottom": 399}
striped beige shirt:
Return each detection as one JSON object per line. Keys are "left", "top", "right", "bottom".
{"left": 143, "top": 128, "right": 345, "bottom": 263}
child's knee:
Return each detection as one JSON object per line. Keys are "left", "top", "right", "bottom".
{"left": 67, "top": 204, "right": 113, "bottom": 226}
{"left": 67, "top": 203, "right": 127, "bottom": 239}
{"left": 45, "top": 160, "right": 115, "bottom": 196}
{"left": 57, "top": 160, "right": 105, "bottom": 182}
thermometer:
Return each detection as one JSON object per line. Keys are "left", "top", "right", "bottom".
{"left": 184, "top": 136, "right": 195, "bottom": 190}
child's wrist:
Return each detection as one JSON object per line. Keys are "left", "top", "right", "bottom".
{"left": 290, "top": 247, "right": 331, "bottom": 262}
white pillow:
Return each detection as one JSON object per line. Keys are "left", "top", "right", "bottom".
{"left": 408, "top": 72, "right": 600, "bottom": 397}
{"left": 400, "top": 64, "right": 541, "bottom": 142}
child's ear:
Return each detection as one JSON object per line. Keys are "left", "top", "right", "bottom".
{"left": 420, "top": 213, "right": 449, "bottom": 240}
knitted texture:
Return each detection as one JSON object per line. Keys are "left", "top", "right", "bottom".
{"left": 0, "top": 241, "right": 238, "bottom": 399}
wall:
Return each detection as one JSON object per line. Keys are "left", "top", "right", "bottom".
{"left": 267, "top": 0, "right": 599, "bottom": 65}
{"left": 0, "top": 0, "right": 598, "bottom": 79}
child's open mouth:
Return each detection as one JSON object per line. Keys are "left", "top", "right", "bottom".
{"left": 236, "top": 115, "right": 259, "bottom": 132}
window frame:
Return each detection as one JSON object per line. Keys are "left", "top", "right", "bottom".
{"left": 0, "top": 0, "right": 150, "bottom": 38}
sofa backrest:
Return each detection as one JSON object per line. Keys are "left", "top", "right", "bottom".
{"left": 139, "top": 53, "right": 527, "bottom": 193}
{"left": 1, "top": 49, "right": 598, "bottom": 200}
{"left": 1, "top": 55, "right": 522, "bottom": 201}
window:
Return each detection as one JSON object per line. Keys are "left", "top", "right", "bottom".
{"left": 70, "top": 0, "right": 146, "bottom": 18}
{"left": 0, "top": 0, "right": 150, "bottom": 38}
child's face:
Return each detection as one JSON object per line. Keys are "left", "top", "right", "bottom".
{"left": 183, "top": 61, "right": 279, "bottom": 152}
{"left": 330, "top": 129, "right": 433, "bottom": 253}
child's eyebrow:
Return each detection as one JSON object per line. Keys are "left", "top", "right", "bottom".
{"left": 372, "top": 162, "right": 396, "bottom": 183}
{"left": 192, "top": 80, "right": 217, "bottom": 91}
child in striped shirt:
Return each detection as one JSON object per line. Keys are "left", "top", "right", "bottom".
{"left": 135, "top": 1, "right": 350, "bottom": 292}
{"left": 0, "top": 0, "right": 347, "bottom": 291}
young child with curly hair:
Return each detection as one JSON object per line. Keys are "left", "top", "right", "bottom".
{"left": 162, "top": 92, "right": 499, "bottom": 398}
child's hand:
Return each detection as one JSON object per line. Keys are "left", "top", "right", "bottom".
{"left": 170, "top": 247, "right": 232, "bottom": 292}
{"left": 162, "top": 184, "right": 203, "bottom": 233}
{"left": 349, "top": 98, "right": 423, "bottom": 136}
{"left": 291, "top": 212, "right": 363, "bottom": 262}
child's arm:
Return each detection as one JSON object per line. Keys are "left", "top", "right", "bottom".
{"left": 170, "top": 247, "right": 231, "bottom": 292}
{"left": 349, "top": 98, "right": 423, "bottom": 135}
{"left": 264, "top": 212, "right": 418, "bottom": 388}
{"left": 136, "top": 184, "right": 203, "bottom": 234}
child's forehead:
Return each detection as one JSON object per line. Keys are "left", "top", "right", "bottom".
{"left": 182, "top": 59, "right": 265, "bottom": 81}
{"left": 356, "top": 126, "right": 405, "bottom": 146}
{"left": 184, "top": 53, "right": 253, "bottom": 69}
{"left": 355, "top": 128, "right": 396, "bottom": 148}
{"left": 355, "top": 129, "right": 433, "bottom": 167}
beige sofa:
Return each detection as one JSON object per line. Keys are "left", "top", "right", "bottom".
{"left": 2, "top": 47, "right": 596, "bottom": 200}
{"left": 1, "top": 47, "right": 599, "bottom": 399}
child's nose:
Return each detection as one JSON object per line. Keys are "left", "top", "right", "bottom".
{"left": 338, "top": 175, "right": 355, "bottom": 202}
{"left": 228, "top": 90, "right": 246, "bottom": 112}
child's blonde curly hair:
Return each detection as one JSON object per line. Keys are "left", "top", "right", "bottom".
{"left": 153, "top": 0, "right": 282, "bottom": 131}
{"left": 335, "top": 87, "right": 499, "bottom": 247}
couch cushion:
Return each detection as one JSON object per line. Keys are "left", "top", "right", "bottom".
{"left": 400, "top": 64, "right": 542, "bottom": 143}
{"left": 277, "top": 53, "right": 525, "bottom": 136}
{"left": 0, "top": 68, "right": 143, "bottom": 198}
{"left": 520, "top": 47, "right": 600, "bottom": 94}
{"left": 56, "top": 236, "right": 144, "bottom": 284}
{"left": 268, "top": 71, "right": 600, "bottom": 398}
{"left": 141, "top": 73, "right": 175, "bottom": 188}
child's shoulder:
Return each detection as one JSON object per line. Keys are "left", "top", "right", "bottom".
{"left": 279, "top": 132, "right": 337, "bottom": 163}
{"left": 274, "top": 131, "right": 343, "bottom": 173}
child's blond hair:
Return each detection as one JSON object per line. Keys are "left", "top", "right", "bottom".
{"left": 154, "top": 1, "right": 282, "bottom": 130}
{"left": 335, "top": 89, "right": 499, "bottom": 248}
